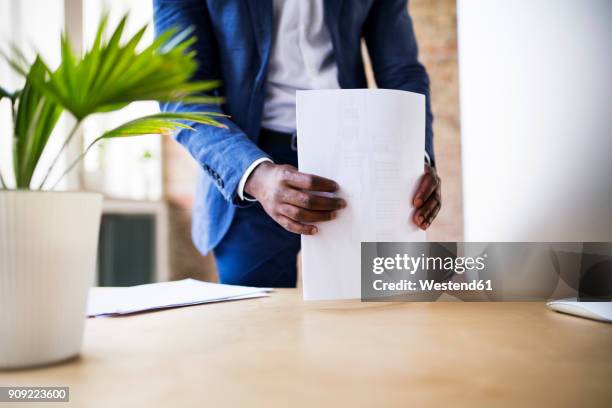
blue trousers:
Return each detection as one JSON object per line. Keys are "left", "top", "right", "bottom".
{"left": 214, "top": 133, "right": 300, "bottom": 287}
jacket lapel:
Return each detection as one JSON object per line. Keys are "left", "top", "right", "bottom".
{"left": 245, "top": 0, "right": 273, "bottom": 63}
{"left": 245, "top": 0, "right": 346, "bottom": 85}
{"left": 323, "top": 0, "right": 345, "bottom": 86}
{"left": 324, "top": 0, "right": 345, "bottom": 27}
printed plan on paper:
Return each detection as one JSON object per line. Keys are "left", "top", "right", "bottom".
{"left": 297, "top": 89, "right": 426, "bottom": 300}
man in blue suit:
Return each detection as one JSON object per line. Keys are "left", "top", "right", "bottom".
{"left": 153, "top": 0, "right": 442, "bottom": 287}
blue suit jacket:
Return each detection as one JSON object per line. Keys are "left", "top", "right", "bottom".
{"left": 153, "top": 0, "right": 435, "bottom": 255}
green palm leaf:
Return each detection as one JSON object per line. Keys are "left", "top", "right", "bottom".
{"left": 99, "top": 112, "right": 228, "bottom": 138}
{"left": 1, "top": 13, "right": 226, "bottom": 191}
{"left": 13, "top": 58, "right": 63, "bottom": 188}
{"left": 49, "top": 112, "right": 226, "bottom": 189}
{"left": 23, "top": 14, "right": 221, "bottom": 120}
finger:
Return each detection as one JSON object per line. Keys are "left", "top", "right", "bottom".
{"left": 276, "top": 214, "right": 317, "bottom": 235}
{"left": 426, "top": 203, "right": 442, "bottom": 226}
{"left": 413, "top": 196, "right": 438, "bottom": 228}
{"left": 423, "top": 195, "right": 440, "bottom": 220}
{"left": 420, "top": 201, "right": 441, "bottom": 230}
{"left": 281, "top": 168, "right": 339, "bottom": 192}
{"left": 281, "top": 188, "right": 346, "bottom": 211}
{"left": 279, "top": 204, "right": 338, "bottom": 223}
{"left": 413, "top": 173, "right": 438, "bottom": 208}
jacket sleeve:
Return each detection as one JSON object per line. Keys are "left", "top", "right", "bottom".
{"left": 153, "top": 0, "right": 270, "bottom": 202}
{"left": 362, "top": 0, "right": 436, "bottom": 167}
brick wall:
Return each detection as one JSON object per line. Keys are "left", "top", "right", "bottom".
{"left": 162, "top": 0, "right": 463, "bottom": 280}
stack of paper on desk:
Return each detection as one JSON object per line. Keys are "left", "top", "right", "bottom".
{"left": 87, "top": 279, "right": 272, "bottom": 317}
{"left": 297, "top": 89, "right": 426, "bottom": 300}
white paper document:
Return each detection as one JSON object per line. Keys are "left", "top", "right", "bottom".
{"left": 297, "top": 89, "right": 426, "bottom": 300}
{"left": 87, "top": 279, "right": 272, "bottom": 317}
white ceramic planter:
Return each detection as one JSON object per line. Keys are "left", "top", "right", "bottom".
{"left": 0, "top": 191, "right": 102, "bottom": 369}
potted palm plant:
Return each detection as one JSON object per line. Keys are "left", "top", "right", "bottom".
{"left": 0, "top": 15, "right": 225, "bottom": 369}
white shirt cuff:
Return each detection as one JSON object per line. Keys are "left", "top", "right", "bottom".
{"left": 237, "top": 157, "right": 274, "bottom": 201}
{"left": 425, "top": 151, "right": 432, "bottom": 167}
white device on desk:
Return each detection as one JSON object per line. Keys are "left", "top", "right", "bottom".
{"left": 547, "top": 299, "right": 612, "bottom": 323}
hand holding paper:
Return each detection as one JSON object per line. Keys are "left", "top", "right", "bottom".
{"left": 297, "top": 89, "right": 426, "bottom": 300}
{"left": 244, "top": 161, "right": 346, "bottom": 235}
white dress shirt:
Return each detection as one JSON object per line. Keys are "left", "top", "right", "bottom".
{"left": 261, "top": 0, "right": 340, "bottom": 133}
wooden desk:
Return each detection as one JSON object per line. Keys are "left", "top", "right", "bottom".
{"left": 1, "top": 290, "right": 611, "bottom": 407}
